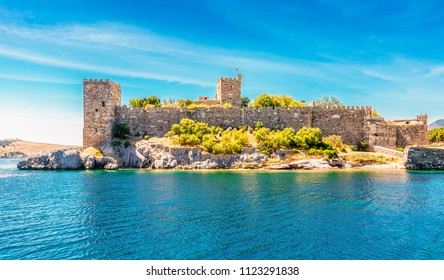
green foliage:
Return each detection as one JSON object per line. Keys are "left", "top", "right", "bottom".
{"left": 177, "top": 99, "right": 195, "bottom": 107}
{"left": 322, "top": 135, "right": 346, "bottom": 150}
{"left": 323, "top": 149, "right": 338, "bottom": 159}
{"left": 222, "top": 103, "right": 233, "bottom": 108}
{"left": 113, "top": 123, "right": 130, "bottom": 139}
{"left": 129, "top": 96, "right": 161, "bottom": 108}
{"left": 429, "top": 127, "right": 444, "bottom": 143}
{"left": 357, "top": 140, "right": 369, "bottom": 151}
{"left": 253, "top": 125, "right": 340, "bottom": 159}
{"left": 241, "top": 96, "right": 250, "bottom": 107}
{"left": 395, "top": 147, "right": 404, "bottom": 152}
{"left": 165, "top": 118, "right": 248, "bottom": 154}
{"left": 143, "top": 135, "right": 150, "bottom": 140}
{"left": 371, "top": 109, "right": 381, "bottom": 117}
{"left": 252, "top": 94, "right": 306, "bottom": 109}
{"left": 254, "top": 121, "right": 264, "bottom": 131}
{"left": 111, "top": 140, "right": 121, "bottom": 147}
{"left": 124, "top": 140, "right": 132, "bottom": 148}
{"left": 294, "top": 127, "right": 322, "bottom": 150}
{"left": 313, "top": 96, "right": 343, "bottom": 108}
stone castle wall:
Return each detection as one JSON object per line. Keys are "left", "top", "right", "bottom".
{"left": 83, "top": 79, "right": 429, "bottom": 149}
{"left": 114, "top": 106, "right": 375, "bottom": 145}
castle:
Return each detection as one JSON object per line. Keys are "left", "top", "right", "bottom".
{"left": 83, "top": 77, "right": 429, "bottom": 149}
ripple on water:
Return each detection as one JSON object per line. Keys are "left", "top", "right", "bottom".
{"left": 1, "top": 163, "right": 444, "bottom": 259}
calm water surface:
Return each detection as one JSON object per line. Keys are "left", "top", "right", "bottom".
{"left": 1, "top": 159, "right": 443, "bottom": 260}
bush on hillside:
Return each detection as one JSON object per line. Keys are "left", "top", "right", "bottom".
{"left": 429, "top": 127, "right": 444, "bottom": 143}
{"left": 165, "top": 118, "right": 248, "bottom": 155}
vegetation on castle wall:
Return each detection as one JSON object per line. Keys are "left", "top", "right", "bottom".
{"left": 312, "top": 96, "right": 343, "bottom": 108}
{"left": 113, "top": 123, "right": 130, "bottom": 139}
{"left": 241, "top": 96, "right": 250, "bottom": 107}
{"left": 129, "top": 96, "right": 161, "bottom": 108}
{"left": 251, "top": 94, "right": 306, "bottom": 109}
{"left": 429, "top": 127, "right": 444, "bottom": 143}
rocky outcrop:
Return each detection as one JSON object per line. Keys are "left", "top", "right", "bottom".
{"left": 405, "top": 147, "right": 444, "bottom": 170}
{"left": 17, "top": 149, "right": 83, "bottom": 170}
{"left": 97, "top": 141, "right": 268, "bottom": 170}
{"left": 17, "top": 141, "right": 269, "bottom": 170}
{"left": 268, "top": 158, "right": 346, "bottom": 170}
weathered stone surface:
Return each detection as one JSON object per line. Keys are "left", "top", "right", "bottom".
{"left": 268, "top": 164, "right": 291, "bottom": 170}
{"left": 405, "top": 147, "right": 444, "bottom": 170}
{"left": 17, "top": 149, "right": 83, "bottom": 170}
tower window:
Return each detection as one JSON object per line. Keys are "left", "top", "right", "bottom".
{"left": 102, "top": 101, "right": 105, "bottom": 107}
{"left": 95, "top": 109, "right": 99, "bottom": 112}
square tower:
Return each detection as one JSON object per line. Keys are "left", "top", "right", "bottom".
{"left": 215, "top": 74, "right": 242, "bottom": 107}
{"left": 83, "top": 79, "right": 121, "bottom": 148}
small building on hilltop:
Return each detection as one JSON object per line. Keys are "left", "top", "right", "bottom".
{"left": 195, "top": 74, "right": 242, "bottom": 107}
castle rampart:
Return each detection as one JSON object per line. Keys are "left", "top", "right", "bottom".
{"left": 83, "top": 78, "right": 429, "bottom": 149}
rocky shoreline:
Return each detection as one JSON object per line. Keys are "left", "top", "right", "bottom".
{"left": 16, "top": 140, "right": 409, "bottom": 171}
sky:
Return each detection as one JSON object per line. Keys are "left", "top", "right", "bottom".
{"left": 1, "top": 0, "right": 444, "bottom": 145}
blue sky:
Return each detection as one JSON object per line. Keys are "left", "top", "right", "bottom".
{"left": 1, "top": 0, "right": 444, "bottom": 145}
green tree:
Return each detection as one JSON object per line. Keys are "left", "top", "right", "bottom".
{"left": 145, "top": 96, "right": 161, "bottom": 107}
{"left": 241, "top": 96, "right": 250, "bottom": 107}
{"left": 177, "top": 99, "right": 195, "bottom": 107}
{"left": 129, "top": 96, "right": 161, "bottom": 108}
{"left": 252, "top": 94, "right": 306, "bottom": 109}
{"left": 429, "top": 127, "right": 444, "bottom": 143}
{"left": 313, "top": 96, "right": 343, "bottom": 108}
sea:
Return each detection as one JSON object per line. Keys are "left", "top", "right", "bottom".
{"left": 0, "top": 158, "right": 443, "bottom": 260}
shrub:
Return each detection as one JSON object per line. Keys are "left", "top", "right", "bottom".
{"left": 129, "top": 96, "right": 161, "bottom": 108}
{"left": 395, "top": 147, "right": 404, "bottom": 152}
{"left": 111, "top": 140, "right": 121, "bottom": 147}
{"left": 357, "top": 140, "right": 369, "bottom": 151}
{"left": 143, "top": 135, "right": 150, "bottom": 140}
{"left": 429, "top": 127, "right": 444, "bottom": 143}
{"left": 322, "top": 135, "right": 345, "bottom": 149}
{"left": 312, "top": 96, "right": 343, "bottom": 108}
{"left": 323, "top": 149, "right": 338, "bottom": 159}
{"left": 113, "top": 123, "right": 130, "bottom": 139}
{"left": 124, "top": 140, "right": 132, "bottom": 148}
{"left": 178, "top": 99, "right": 194, "bottom": 107}
{"left": 222, "top": 103, "right": 233, "bottom": 108}
{"left": 252, "top": 94, "right": 306, "bottom": 109}
{"left": 165, "top": 118, "right": 248, "bottom": 154}
{"left": 294, "top": 127, "right": 322, "bottom": 149}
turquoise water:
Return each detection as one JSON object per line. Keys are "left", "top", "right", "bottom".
{"left": 1, "top": 159, "right": 444, "bottom": 260}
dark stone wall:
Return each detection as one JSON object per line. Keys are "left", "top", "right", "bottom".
{"left": 405, "top": 147, "right": 444, "bottom": 170}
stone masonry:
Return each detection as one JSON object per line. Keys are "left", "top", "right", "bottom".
{"left": 195, "top": 74, "right": 242, "bottom": 107}
{"left": 83, "top": 78, "right": 429, "bottom": 149}
{"left": 83, "top": 79, "right": 121, "bottom": 147}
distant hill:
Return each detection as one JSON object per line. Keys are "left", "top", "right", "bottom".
{"left": 429, "top": 119, "right": 444, "bottom": 130}
{"left": 0, "top": 139, "right": 80, "bottom": 158}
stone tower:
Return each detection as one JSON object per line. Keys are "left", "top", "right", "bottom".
{"left": 215, "top": 73, "right": 242, "bottom": 107}
{"left": 83, "top": 79, "right": 121, "bottom": 148}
